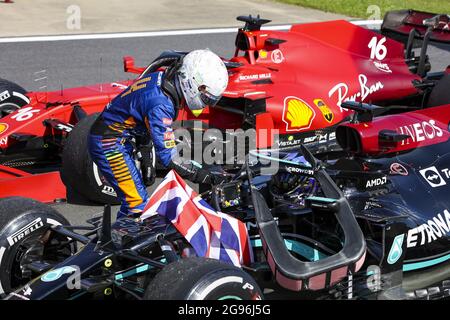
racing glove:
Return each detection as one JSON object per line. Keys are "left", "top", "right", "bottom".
{"left": 168, "top": 157, "right": 228, "bottom": 185}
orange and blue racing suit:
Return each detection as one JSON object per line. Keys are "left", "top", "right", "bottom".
{"left": 88, "top": 71, "right": 215, "bottom": 218}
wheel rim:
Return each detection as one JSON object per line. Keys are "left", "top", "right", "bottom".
{"left": 0, "top": 103, "right": 20, "bottom": 118}
{"left": 9, "top": 230, "right": 73, "bottom": 290}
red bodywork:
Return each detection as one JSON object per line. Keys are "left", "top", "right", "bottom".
{"left": 336, "top": 103, "right": 450, "bottom": 156}
{"left": 176, "top": 20, "right": 421, "bottom": 134}
{"left": 0, "top": 18, "right": 442, "bottom": 203}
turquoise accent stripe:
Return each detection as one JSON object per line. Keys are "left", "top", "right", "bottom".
{"left": 251, "top": 238, "right": 327, "bottom": 262}
{"left": 115, "top": 258, "right": 166, "bottom": 280}
{"left": 306, "top": 196, "right": 337, "bottom": 203}
{"left": 403, "top": 253, "right": 450, "bottom": 272}
{"left": 116, "top": 264, "right": 152, "bottom": 280}
{"left": 218, "top": 295, "right": 243, "bottom": 300}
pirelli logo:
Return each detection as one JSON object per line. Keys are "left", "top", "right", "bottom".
{"left": 7, "top": 217, "right": 44, "bottom": 246}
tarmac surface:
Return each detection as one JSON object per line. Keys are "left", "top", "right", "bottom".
{"left": 0, "top": 0, "right": 349, "bottom": 37}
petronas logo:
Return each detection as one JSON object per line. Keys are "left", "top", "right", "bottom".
{"left": 387, "top": 234, "right": 404, "bottom": 265}
{"left": 282, "top": 97, "right": 315, "bottom": 131}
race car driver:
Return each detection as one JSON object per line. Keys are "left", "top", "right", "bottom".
{"left": 88, "top": 49, "right": 229, "bottom": 218}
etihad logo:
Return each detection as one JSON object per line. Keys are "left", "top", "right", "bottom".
{"left": 0, "top": 123, "right": 8, "bottom": 134}
{"left": 282, "top": 97, "right": 315, "bottom": 132}
{"left": 313, "top": 99, "right": 334, "bottom": 123}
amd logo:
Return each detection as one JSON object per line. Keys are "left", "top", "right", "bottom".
{"left": 365, "top": 176, "right": 387, "bottom": 188}
{"left": 398, "top": 120, "right": 443, "bottom": 145}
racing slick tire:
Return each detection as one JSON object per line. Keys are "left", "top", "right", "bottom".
{"left": 0, "top": 197, "right": 74, "bottom": 296}
{"left": 61, "top": 113, "right": 121, "bottom": 205}
{"left": 144, "top": 257, "right": 263, "bottom": 300}
{"left": 62, "top": 113, "right": 158, "bottom": 205}
{"left": 0, "top": 78, "right": 29, "bottom": 118}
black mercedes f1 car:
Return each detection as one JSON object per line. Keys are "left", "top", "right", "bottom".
{"left": 0, "top": 98, "right": 449, "bottom": 300}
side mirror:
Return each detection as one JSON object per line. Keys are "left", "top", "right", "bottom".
{"left": 123, "top": 56, "right": 145, "bottom": 74}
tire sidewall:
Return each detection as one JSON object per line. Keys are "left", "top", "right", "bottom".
{"left": 186, "top": 268, "right": 262, "bottom": 300}
{"left": 0, "top": 210, "right": 68, "bottom": 295}
{"left": 0, "top": 80, "right": 29, "bottom": 117}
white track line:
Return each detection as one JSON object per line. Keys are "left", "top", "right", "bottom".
{"left": 0, "top": 20, "right": 382, "bottom": 43}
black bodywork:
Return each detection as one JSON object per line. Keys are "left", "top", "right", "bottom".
{"left": 4, "top": 137, "right": 450, "bottom": 300}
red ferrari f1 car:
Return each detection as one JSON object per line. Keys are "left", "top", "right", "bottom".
{"left": 0, "top": 10, "right": 449, "bottom": 204}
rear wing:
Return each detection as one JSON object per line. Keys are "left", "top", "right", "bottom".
{"left": 381, "top": 10, "right": 450, "bottom": 45}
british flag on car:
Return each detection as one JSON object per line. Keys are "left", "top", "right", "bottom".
{"left": 140, "top": 170, "right": 253, "bottom": 267}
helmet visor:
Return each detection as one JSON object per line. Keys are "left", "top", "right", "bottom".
{"left": 199, "top": 85, "right": 221, "bottom": 107}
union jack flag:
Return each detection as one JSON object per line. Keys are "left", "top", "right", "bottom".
{"left": 141, "top": 170, "right": 253, "bottom": 267}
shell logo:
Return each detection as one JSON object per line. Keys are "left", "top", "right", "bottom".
{"left": 0, "top": 123, "right": 8, "bottom": 134}
{"left": 282, "top": 97, "right": 315, "bottom": 132}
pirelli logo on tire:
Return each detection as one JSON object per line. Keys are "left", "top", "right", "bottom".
{"left": 282, "top": 96, "right": 316, "bottom": 132}
{"left": 6, "top": 218, "right": 44, "bottom": 246}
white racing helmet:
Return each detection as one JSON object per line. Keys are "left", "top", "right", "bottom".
{"left": 177, "top": 49, "right": 228, "bottom": 112}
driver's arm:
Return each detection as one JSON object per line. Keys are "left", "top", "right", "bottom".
{"left": 147, "top": 104, "right": 216, "bottom": 184}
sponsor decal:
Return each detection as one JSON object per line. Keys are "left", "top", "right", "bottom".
{"left": 164, "top": 140, "right": 176, "bottom": 149}
{"left": 271, "top": 49, "right": 285, "bottom": 64}
{"left": 313, "top": 99, "right": 334, "bottom": 123}
{"left": 387, "top": 234, "right": 404, "bottom": 265}
{"left": 102, "top": 185, "right": 117, "bottom": 196}
{"left": 373, "top": 61, "right": 392, "bottom": 73}
{"left": 405, "top": 210, "right": 450, "bottom": 248}
{"left": 121, "top": 77, "right": 151, "bottom": 98}
{"left": 276, "top": 132, "right": 336, "bottom": 148}
{"left": 0, "top": 90, "right": 11, "bottom": 102}
{"left": 6, "top": 218, "right": 44, "bottom": 246}
{"left": 419, "top": 166, "right": 448, "bottom": 188}
{"left": 11, "top": 106, "right": 40, "bottom": 122}
{"left": 238, "top": 73, "right": 271, "bottom": 81}
{"left": 164, "top": 131, "right": 175, "bottom": 141}
{"left": 41, "top": 266, "right": 78, "bottom": 282}
{"left": 56, "top": 123, "right": 73, "bottom": 132}
{"left": 328, "top": 74, "right": 384, "bottom": 110}
{"left": 363, "top": 200, "right": 382, "bottom": 210}
{"left": 398, "top": 119, "right": 443, "bottom": 145}
{"left": 389, "top": 163, "right": 409, "bottom": 176}
{"left": 365, "top": 176, "right": 387, "bottom": 188}
{"left": 0, "top": 123, "right": 8, "bottom": 134}
{"left": 277, "top": 135, "right": 303, "bottom": 148}
{"left": 0, "top": 136, "right": 7, "bottom": 146}
{"left": 368, "top": 36, "right": 392, "bottom": 73}
{"left": 259, "top": 49, "right": 268, "bottom": 59}
{"left": 162, "top": 118, "right": 172, "bottom": 125}
{"left": 157, "top": 71, "right": 163, "bottom": 86}
{"left": 22, "top": 286, "right": 32, "bottom": 296}
{"left": 282, "top": 96, "right": 316, "bottom": 132}
{"left": 285, "top": 166, "right": 314, "bottom": 176}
